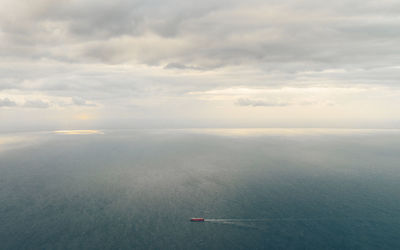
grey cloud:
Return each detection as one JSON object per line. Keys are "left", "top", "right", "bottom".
{"left": 235, "top": 98, "right": 290, "bottom": 107}
{"left": 23, "top": 100, "right": 50, "bottom": 108}
{"left": 164, "top": 63, "right": 207, "bottom": 71}
{"left": 2, "top": 0, "right": 399, "bottom": 71}
{"left": 0, "top": 98, "right": 17, "bottom": 107}
{"left": 71, "top": 97, "right": 96, "bottom": 106}
{"left": 1, "top": 0, "right": 224, "bottom": 40}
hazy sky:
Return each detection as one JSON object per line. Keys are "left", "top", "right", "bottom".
{"left": 1, "top": 0, "right": 400, "bottom": 130}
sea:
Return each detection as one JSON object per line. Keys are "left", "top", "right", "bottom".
{"left": 1, "top": 129, "right": 400, "bottom": 249}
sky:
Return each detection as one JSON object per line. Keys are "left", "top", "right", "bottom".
{"left": 1, "top": 0, "right": 400, "bottom": 131}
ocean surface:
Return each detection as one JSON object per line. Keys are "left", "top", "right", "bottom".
{"left": 1, "top": 129, "right": 400, "bottom": 249}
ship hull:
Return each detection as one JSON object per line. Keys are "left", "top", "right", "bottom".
{"left": 190, "top": 218, "right": 205, "bottom": 222}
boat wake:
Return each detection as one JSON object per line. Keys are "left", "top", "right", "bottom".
{"left": 204, "top": 217, "right": 397, "bottom": 222}
{"left": 203, "top": 217, "right": 399, "bottom": 231}
{"left": 204, "top": 219, "right": 268, "bottom": 231}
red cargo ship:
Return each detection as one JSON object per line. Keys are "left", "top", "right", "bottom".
{"left": 190, "top": 218, "right": 205, "bottom": 222}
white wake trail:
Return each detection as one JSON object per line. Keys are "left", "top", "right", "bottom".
{"left": 205, "top": 217, "right": 400, "bottom": 223}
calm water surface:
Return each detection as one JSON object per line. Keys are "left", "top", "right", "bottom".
{"left": 1, "top": 129, "right": 400, "bottom": 249}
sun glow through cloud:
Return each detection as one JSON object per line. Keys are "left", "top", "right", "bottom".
{"left": 54, "top": 130, "right": 104, "bottom": 135}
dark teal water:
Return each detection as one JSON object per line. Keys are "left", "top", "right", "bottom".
{"left": 1, "top": 129, "right": 400, "bottom": 249}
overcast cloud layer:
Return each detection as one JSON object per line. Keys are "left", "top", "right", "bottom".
{"left": 1, "top": 0, "right": 400, "bottom": 130}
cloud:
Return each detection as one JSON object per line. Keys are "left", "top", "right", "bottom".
{"left": 0, "top": 98, "right": 17, "bottom": 107}
{"left": 1, "top": 0, "right": 400, "bottom": 130}
{"left": 235, "top": 98, "right": 289, "bottom": 107}
{"left": 164, "top": 63, "right": 206, "bottom": 71}
{"left": 71, "top": 97, "right": 96, "bottom": 107}
{"left": 2, "top": 0, "right": 400, "bottom": 73}
{"left": 23, "top": 100, "right": 50, "bottom": 108}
